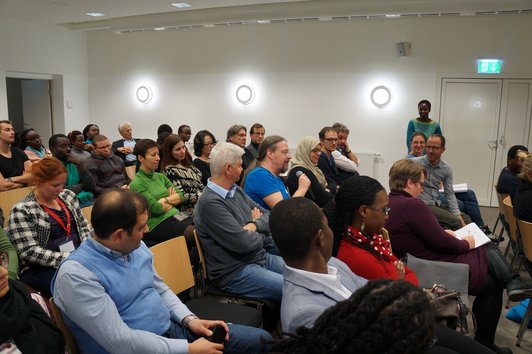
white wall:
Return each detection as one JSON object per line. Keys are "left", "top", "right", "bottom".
{"left": 0, "top": 16, "right": 89, "bottom": 131}
{"left": 87, "top": 13, "right": 532, "bottom": 185}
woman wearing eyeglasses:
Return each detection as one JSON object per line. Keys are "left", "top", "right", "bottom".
{"left": 193, "top": 130, "right": 217, "bottom": 186}
{"left": 286, "top": 136, "right": 333, "bottom": 208}
{"left": 325, "top": 175, "right": 418, "bottom": 285}
{"left": 20, "top": 128, "right": 51, "bottom": 163}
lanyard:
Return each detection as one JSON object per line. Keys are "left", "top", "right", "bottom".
{"left": 42, "top": 198, "right": 71, "bottom": 238}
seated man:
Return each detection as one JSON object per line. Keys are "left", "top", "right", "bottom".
{"left": 194, "top": 142, "right": 284, "bottom": 302}
{"left": 244, "top": 135, "right": 310, "bottom": 210}
{"left": 85, "top": 134, "right": 131, "bottom": 195}
{"left": 52, "top": 189, "right": 270, "bottom": 354}
{"left": 497, "top": 144, "right": 528, "bottom": 199}
{"left": 332, "top": 122, "right": 360, "bottom": 183}
{"left": 246, "top": 123, "right": 265, "bottom": 160}
{"left": 269, "top": 197, "right": 367, "bottom": 333}
{"left": 112, "top": 121, "right": 140, "bottom": 167}
{"left": 412, "top": 134, "right": 487, "bottom": 231}
{"left": 0, "top": 120, "right": 32, "bottom": 191}
{"left": 226, "top": 125, "right": 255, "bottom": 172}
{"left": 316, "top": 126, "right": 339, "bottom": 193}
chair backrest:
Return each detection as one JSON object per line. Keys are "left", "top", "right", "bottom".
{"left": 517, "top": 219, "right": 532, "bottom": 263}
{"left": 193, "top": 230, "right": 208, "bottom": 280}
{"left": 150, "top": 236, "right": 195, "bottom": 294}
{"left": 49, "top": 297, "right": 79, "bottom": 354}
{"left": 0, "top": 186, "right": 33, "bottom": 227}
{"left": 502, "top": 196, "right": 519, "bottom": 242}
{"left": 81, "top": 205, "right": 93, "bottom": 226}
{"left": 125, "top": 165, "right": 136, "bottom": 181}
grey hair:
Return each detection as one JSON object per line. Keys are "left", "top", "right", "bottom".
{"left": 226, "top": 124, "right": 247, "bottom": 142}
{"left": 118, "top": 121, "right": 132, "bottom": 133}
{"left": 210, "top": 142, "right": 244, "bottom": 177}
{"left": 332, "top": 122, "right": 350, "bottom": 135}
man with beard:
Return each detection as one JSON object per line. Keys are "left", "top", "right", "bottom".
{"left": 244, "top": 136, "right": 310, "bottom": 210}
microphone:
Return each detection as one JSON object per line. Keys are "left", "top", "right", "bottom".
{"left": 296, "top": 170, "right": 316, "bottom": 200}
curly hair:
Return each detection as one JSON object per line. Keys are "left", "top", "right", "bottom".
{"left": 324, "top": 175, "right": 384, "bottom": 256}
{"left": 269, "top": 279, "right": 434, "bottom": 354}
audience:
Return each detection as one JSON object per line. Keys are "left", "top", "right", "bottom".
{"left": 331, "top": 122, "right": 359, "bottom": 183}
{"left": 246, "top": 123, "right": 265, "bottom": 160}
{"left": 244, "top": 135, "right": 310, "bottom": 210}
{"left": 406, "top": 131, "right": 426, "bottom": 158}
{"left": 20, "top": 128, "right": 52, "bottom": 163}
{"left": 0, "top": 120, "right": 32, "bottom": 191}
{"left": 497, "top": 145, "right": 529, "bottom": 199}
{"left": 82, "top": 124, "right": 99, "bottom": 152}
{"left": 52, "top": 188, "right": 271, "bottom": 354}
{"left": 111, "top": 120, "right": 140, "bottom": 167}
{"left": 177, "top": 124, "right": 192, "bottom": 145}
{"left": 85, "top": 134, "right": 131, "bottom": 195}
{"left": 385, "top": 158, "right": 532, "bottom": 353}
{"left": 129, "top": 139, "right": 194, "bottom": 247}
{"left": 286, "top": 136, "right": 333, "bottom": 208}
{"left": 1, "top": 261, "right": 65, "bottom": 354}
{"left": 317, "top": 126, "right": 340, "bottom": 193}
{"left": 227, "top": 124, "right": 255, "bottom": 171}
{"left": 194, "top": 142, "right": 284, "bottom": 301}
{"left": 67, "top": 130, "right": 91, "bottom": 164}
{"left": 406, "top": 99, "right": 442, "bottom": 152}
{"left": 160, "top": 134, "right": 204, "bottom": 218}
{"left": 49, "top": 134, "right": 95, "bottom": 206}
{"left": 7, "top": 157, "right": 91, "bottom": 297}
{"left": 325, "top": 176, "right": 418, "bottom": 285}
{"left": 193, "top": 130, "right": 217, "bottom": 186}
{"left": 157, "top": 123, "right": 173, "bottom": 136}
{"left": 514, "top": 153, "right": 532, "bottom": 222}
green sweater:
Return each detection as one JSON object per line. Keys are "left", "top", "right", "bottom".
{"left": 0, "top": 228, "right": 19, "bottom": 279}
{"left": 129, "top": 169, "right": 184, "bottom": 231}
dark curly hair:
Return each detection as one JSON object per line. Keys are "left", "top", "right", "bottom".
{"left": 269, "top": 279, "right": 434, "bottom": 354}
{"left": 324, "top": 175, "right": 384, "bottom": 256}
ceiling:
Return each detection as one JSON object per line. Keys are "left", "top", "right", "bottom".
{"left": 1, "top": 0, "right": 532, "bottom": 32}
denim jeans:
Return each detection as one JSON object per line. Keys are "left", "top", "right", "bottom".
{"left": 455, "top": 190, "right": 485, "bottom": 227}
{"left": 168, "top": 320, "right": 272, "bottom": 354}
{"left": 222, "top": 253, "right": 284, "bottom": 302}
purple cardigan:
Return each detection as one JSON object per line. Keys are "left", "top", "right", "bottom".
{"left": 385, "top": 190, "right": 488, "bottom": 294}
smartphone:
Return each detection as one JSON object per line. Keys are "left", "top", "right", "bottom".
{"left": 207, "top": 324, "right": 227, "bottom": 344}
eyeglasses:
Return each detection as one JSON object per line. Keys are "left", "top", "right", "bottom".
{"left": 323, "top": 138, "right": 338, "bottom": 142}
{"left": 311, "top": 147, "right": 322, "bottom": 154}
{"left": 204, "top": 141, "right": 217, "bottom": 147}
{"left": 426, "top": 145, "right": 442, "bottom": 151}
{"left": 0, "top": 252, "right": 8, "bottom": 269}
{"left": 26, "top": 136, "right": 42, "bottom": 142}
{"left": 368, "top": 206, "right": 391, "bottom": 216}
{"left": 95, "top": 144, "right": 111, "bottom": 150}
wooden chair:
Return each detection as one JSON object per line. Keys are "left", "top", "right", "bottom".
{"left": 81, "top": 205, "right": 93, "bottom": 226}
{"left": 150, "top": 236, "right": 263, "bottom": 328}
{"left": 50, "top": 297, "right": 79, "bottom": 354}
{"left": 494, "top": 185, "right": 509, "bottom": 246}
{"left": 0, "top": 186, "right": 34, "bottom": 227}
{"left": 515, "top": 219, "right": 532, "bottom": 347}
{"left": 502, "top": 196, "right": 523, "bottom": 268}
{"left": 125, "top": 165, "right": 136, "bottom": 181}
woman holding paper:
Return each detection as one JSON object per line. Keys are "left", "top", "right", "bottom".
{"left": 385, "top": 158, "right": 532, "bottom": 354}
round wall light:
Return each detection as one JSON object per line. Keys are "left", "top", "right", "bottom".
{"left": 136, "top": 85, "right": 152, "bottom": 104}
{"left": 236, "top": 84, "right": 255, "bottom": 105}
{"left": 370, "top": 86, "right": 391, "bottom": 108}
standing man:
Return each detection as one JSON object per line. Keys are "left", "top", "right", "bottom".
{"left": 112, "top": 121, "right": 140, "bottom": 167}
{"left": 0, "top": 120, "right": 32, "bottom": 191}
{"left": 85, "top": 134, "right": 131, "bottom": 195}
{"left": 52, "top": 189, "right": 270, "bottom": 354}
{"left": 317, "top": 127, "right": 339, "bottom": 193}
{"left": 332, "top": 122, "right": 360, "bottom": 183}
{"left": 246, "top": 123, "right": 265, "bottom": 160}
{"left": 194, "top": 142, "right": 284, "bottom": 302}
{"left": 497, "top": 145, "right": 529, "bottom": 198}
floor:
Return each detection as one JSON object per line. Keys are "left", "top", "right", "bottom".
{"left": 480, "top": 206, "right": 531, "bottom": 353}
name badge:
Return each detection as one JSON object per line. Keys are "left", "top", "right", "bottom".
{"left": 173, "top": 212, "right": 188, "bottom": 222}
{"left": 59, "top": 240, "right": 75, "bottom": 252}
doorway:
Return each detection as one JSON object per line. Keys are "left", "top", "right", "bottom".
{"left": 439, "top": 78, "right": 532, "bottom": 206}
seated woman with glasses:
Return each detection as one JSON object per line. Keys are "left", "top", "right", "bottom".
{"left": 20, "top": 128, "right": 52, "bottom": 163}
{"left": 325, "top": 175, "right": 418, "bottom": 286}
{"left": 406, "top": 132, "right": 427, "bottom": 158}
{"left": 129, "top": 139, "right": 195, "bottom": 247}
{"left": 385, "top": 158, "right": 532, "bottom": 354}
{"left": 286, "top": 136, "right": 333, "bottom": 208}
{"left": 160, "top": 134, "right": 204, "bottom": 217}
{"left": 192, "top": 130, "right": 217, "bottom": 186}
{"left": 7, "top": 157, "right": 91, "bottom": 297}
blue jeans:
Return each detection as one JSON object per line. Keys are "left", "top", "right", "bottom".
{"left": 222, "top": 253, "right": 284, "bottom": 302}
{"left": 455, "top": 190, "right": 485, "bottom": 227}
{"left": 168, "top": 319, "right": 271, "bottom": 354}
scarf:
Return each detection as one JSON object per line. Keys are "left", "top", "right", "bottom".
{"left": 345, "top": 225, "right": 397, "bottom": 262}
{"left": 0, "top": 279, "right": 65, "bottom": 354}
{"left": 25, "top": 146, "right": 48, "bottom": 158}
{"left": 289, "top": 136, "right": 328, "bottom": 188}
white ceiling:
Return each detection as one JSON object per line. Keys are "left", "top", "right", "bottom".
{"left": 1, "top": 0, "right": 532, "bottom": 32}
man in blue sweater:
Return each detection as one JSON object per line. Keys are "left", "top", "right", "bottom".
{"left": 52, "top": 189, "right": 270, "bottom": 354}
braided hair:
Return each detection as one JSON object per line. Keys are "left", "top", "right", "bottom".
{"left": 324, "top": 175, "right": 384, "bottom": 256}
{"left": 269, "top": 279, "right": 434, "bottom": 354}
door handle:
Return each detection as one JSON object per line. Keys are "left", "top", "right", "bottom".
{"left": 487, "top": 140, "right": 498, "bottom": 149}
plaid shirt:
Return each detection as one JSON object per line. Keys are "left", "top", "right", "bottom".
{"left": 6, "top": 189, "right": 92, "bottom": 273}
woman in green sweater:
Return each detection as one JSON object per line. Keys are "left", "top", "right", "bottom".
{"left": 0, "top": 229, "right": 18, "bottom": 279}
{"left": 130, "top": 139, "right": 194, "bottom": 247}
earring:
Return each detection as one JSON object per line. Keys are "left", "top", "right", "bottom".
{"left": 361, "top": 218, "right": 366, "bottom": 232}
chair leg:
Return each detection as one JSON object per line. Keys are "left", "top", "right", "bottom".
{"left": 516, "top": 300, "right": 532, "bottom": 347}
{"left": 504, "top": 242, "right": 512, "bottom": 257}
{"left": 517, "top": 257, "right": 524, "bottom": 274}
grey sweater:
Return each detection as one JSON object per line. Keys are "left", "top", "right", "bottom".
{"left": 194, "top": 185, "right": 272, "bottom": 287}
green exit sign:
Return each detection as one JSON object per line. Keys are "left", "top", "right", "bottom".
{"left": 477, "top": 59, "right": 502, "bottom": 74}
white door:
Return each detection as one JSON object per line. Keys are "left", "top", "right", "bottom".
{"left": 439, "top": 79, "right": 502, "bottom": 206}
